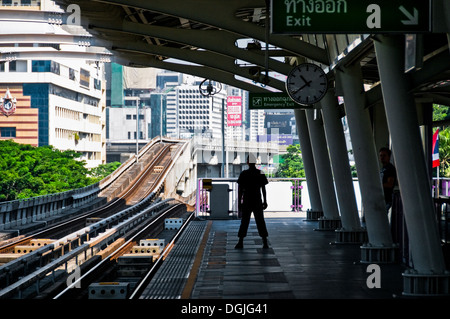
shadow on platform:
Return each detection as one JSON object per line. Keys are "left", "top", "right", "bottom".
{"left": 190, "top": 212, "right": 405, "bottom": 299}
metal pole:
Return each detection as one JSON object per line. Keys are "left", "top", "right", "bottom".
{"left": 221, "top": 98, "right": 225, "bottom": 178}
{"left": 293, "top": 109, "right": 322, "bottom": 214}
{"left": 337, "top": 64, "right": 392, "bottom": 246}
{"left": 160, "top": 94, "right": 163, "bottom": 142}
{"left": 305, "top": 109, "right": 340, "bottom": 222}
{"left": 320, "top": 91, "right": 361, "bottom": 231}
{"left": 374, "top": 35, "right": 446, "bottom": 274}
{"left": 136, "top": 99, "right": 139, "bottom": 163}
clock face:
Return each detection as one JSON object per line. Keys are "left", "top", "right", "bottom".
{"left": 286, "top": 63, "right": 328, "bottom": 106}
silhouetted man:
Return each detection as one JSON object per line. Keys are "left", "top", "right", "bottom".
{"left": 379, "top": 147, "right": 397, "bottom": 211}
{"left": 235, "top": 154, "right": 269, "bottom": 249}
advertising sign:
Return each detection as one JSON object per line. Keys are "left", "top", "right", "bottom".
{"left": 271, "top": 0, "right": 431, "bottom": 34}
{"left": 227, "top": 96, "right": 242, "bottom": 126}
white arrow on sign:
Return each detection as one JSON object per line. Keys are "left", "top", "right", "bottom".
{"left": 399, "top": 6, "right": 418, "bottom": 25}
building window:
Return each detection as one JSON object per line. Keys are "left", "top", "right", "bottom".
{"left": 32, "top": 60, "right": 60, "bottom": 75}
{"left": 80, "top": 68, "right": 90, "bottom": 87}
{"left": 94, "top": 78, "right": 101, "bottom": 90}
{"left": 69, "top": 68, "right": 76, "bottom": 80}
{"left": 32, "top": 60, "right": 49, "bottom": 72}
{"left": 1, "top": 127, "right": 16, "bottom": 138}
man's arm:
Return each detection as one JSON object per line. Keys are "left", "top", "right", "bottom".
{"left": 238, "top": 185, "right": 243, "bottom": 211}
{"left": 261, "top": 185, "right": 268, "bottom": 210}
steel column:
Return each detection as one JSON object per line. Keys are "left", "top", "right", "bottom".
{"left": 305, "top": 109, "right": 341, "bottom": 226}
{"left": 294, "top": 109, "right": 322, "bottom": 217}
{"left": 336, "top": 64, "right": 393, "bottom": 248}
{"left": 374, "top": 35, "right": 446, "bottom": 274}
{"left": 319, "top": 91, "right": 362, "bottom": 232}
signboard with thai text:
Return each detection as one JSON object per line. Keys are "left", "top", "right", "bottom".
{"left": 249, "top": 92, "right": 310, "bottom": 109}
{"left": 227, "top": 96, "right": 242, "bottom": 126}
{"left": 271, "top": 0, "right": 431, "bottom": 34}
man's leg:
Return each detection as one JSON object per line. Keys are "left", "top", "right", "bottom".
{"left": 236, "top": 209, "right": 251, "bottom": 249}
{"left": 253, "top": 209, "right": 269, "bottom": 248}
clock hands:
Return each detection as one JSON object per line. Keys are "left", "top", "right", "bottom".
{"left": 292, "top": 75, "right": 312, "bottom": 94}
{"left": 286, "top": 63, "right": 328, "bottom": 105}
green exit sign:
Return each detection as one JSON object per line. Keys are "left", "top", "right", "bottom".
{"left": 271, "top": 0, "right": 431, "bottom": 34}
{"left": 249, "top": 92, "right": 310, "bottom": 109}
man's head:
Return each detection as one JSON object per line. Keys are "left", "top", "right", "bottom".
{"left": 247, "top": 153, "right": 257, "bottom": 167}
{"left": 379, "top": 147, "right": 391, "bottom": 166}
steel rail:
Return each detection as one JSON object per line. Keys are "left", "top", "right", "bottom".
{"left": 129, "top": 211, "right": 195, "bottom": 299}
{"left": 53, "top": 203, "right": 188, "bottom": 299}
{"left": 0, "top": 198, "right": 176, "bottom": 299}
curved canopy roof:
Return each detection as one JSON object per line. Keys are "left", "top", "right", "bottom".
{"left": 1, "top": 0, "right": 449, "bottom": 106}
{"left": 52, "top": 0, "right": 331, "bottom": 93}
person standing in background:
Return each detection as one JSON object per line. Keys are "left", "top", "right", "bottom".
{"left": 235, "top": 154, "right": 269, "bottom": 249}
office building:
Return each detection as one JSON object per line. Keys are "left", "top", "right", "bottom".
{"left": 0, "top": 0, "right": 106, "bottom": 168}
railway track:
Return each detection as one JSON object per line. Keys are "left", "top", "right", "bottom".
{"left": 54, "top": 205, "right": 193, "bottom": 300}
{"left": 0, "top": 140, "right": 187, "bottom": 299}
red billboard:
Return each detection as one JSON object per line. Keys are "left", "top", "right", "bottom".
{"left": 227, "top": 96, "right": 242, "bottom": 126}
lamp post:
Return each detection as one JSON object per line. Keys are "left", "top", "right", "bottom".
{"left": 136, "top": 97, "right": 139, "bottom": 163}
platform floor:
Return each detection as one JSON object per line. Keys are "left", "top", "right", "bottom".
{"left": 187, "top": 212, "right": 405, "bottom": 299}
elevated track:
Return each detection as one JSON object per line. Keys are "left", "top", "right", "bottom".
{"left": 0, "top": 138, "right": 192, "bottom": 299}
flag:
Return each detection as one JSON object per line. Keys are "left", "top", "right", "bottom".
{"left": 432, "top": 129, "right": 440, "bottom": 168}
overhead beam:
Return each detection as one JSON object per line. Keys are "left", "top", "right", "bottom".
{"left": 114, "top": 53, "right": 271, "bottom": 93}
{"left": 89, "top": 0, "right": 329, "bottom": 64}
{"left": 89, "top": 21, "right": 293, "bottom": 76}
{"left": 111, "top": 41, "right": 286, "bottom": 91}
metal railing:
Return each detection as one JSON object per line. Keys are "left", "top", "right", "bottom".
{"left": 195, "top": 177, "right": 306, "bottom": 218}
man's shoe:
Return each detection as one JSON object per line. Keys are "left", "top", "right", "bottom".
{"left": 235, "top": 238, "right": 244, "bottom": 249}
{"left": 262, "top": 238, "right": 269, "bottom": 249}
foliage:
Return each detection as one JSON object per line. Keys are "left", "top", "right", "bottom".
{"left": 0, "top": 140, "right": 120, "bottom": 202}
{"left": 433, "top": 104, "right": 450, "bottom": 177}
{"left": 89, "top": 161, "right": 121, "bottom": 182}
{"left": 433, "top": 104, "right": 449, "bottom": 121}
{"left": 437, "top": 128, "right": 450, "bottom": 177}
{"left": 275, "top": 144, "right": 305, "bottom": 178}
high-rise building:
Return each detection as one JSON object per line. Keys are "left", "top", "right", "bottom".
{"left": 0, "top": 0, "right": 106, "bottom": 168}
{"left": 172, "top": 80, "right": 227, "bottom": 139}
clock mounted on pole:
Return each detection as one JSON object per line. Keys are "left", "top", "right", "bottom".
{"left": 286, "top": 63, "right": 328, "bottom": 106}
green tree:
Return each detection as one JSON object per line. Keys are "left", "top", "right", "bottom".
{"left": 0, "top": 140, "right": 120, "bottom": 202}
{"left": 89, "top": 161, "right": 122, "bottom": 182}
{"left": 275, "top": 144, "right": 305, "bottom": 178}
{"left": 433, "top": 104, "right": 449, "bottom": 121}
{"left": 433, "top": 104, "right": 450, "bottom": 177}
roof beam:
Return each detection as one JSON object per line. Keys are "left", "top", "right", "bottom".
{"left": 114, "top": 53, "right": 271, "bottom": 93}
{"left": 88, "top": 0, "right": 329, "bottom": 64}
{"left": 89, "top": 20, "right": 293, "bottom": 76}
{"left": 112, "top": 41, "right": 286, "bottom": 91}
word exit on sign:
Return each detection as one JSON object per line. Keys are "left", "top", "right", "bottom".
{"left": 271, "top": 0, "right": 431, "bottom": 34}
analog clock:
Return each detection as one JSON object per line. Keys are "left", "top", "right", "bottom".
{"left": 286, "top": 63, "right": 328, "bottom": 106}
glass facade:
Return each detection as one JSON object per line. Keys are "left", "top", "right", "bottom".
{"left": 23, "top": 83, "right": 49, "bottom": 146}
{"left": 150, "top": 93, "right": 167, "bottom": 139}
{"left": 31, "top": 60, "right": 60, "bottom": 75}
